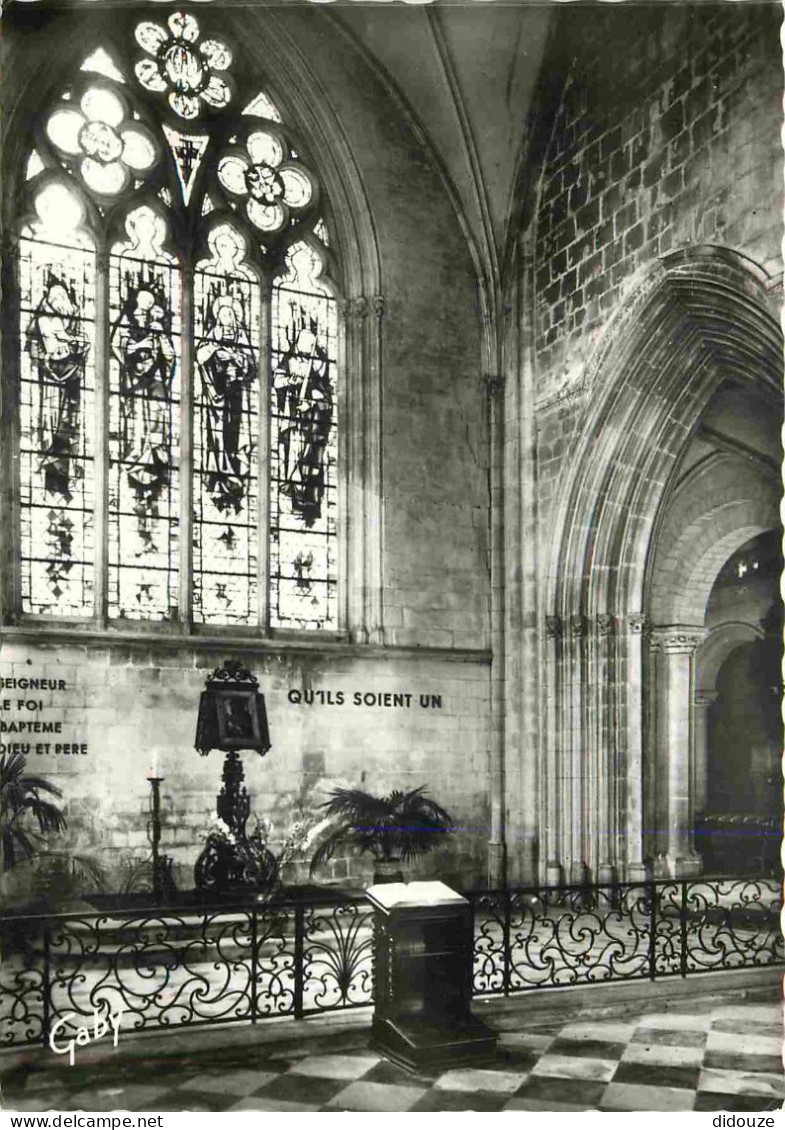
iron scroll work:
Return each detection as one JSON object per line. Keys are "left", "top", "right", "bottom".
{"left": 1, "top": 876, "right": 780, "bottom": 1048}
{"left": 469, "top": 876, "right": 783, "bottom": 993}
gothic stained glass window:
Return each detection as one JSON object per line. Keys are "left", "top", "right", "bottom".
{"left": 270, "top": 242, "right": 338, "bottom": 630}
{"left": 193, "top": 225, "right": 260, "bottom": 625}
{"left": 108, "top": 207, "right": 181, "bottom": 619}
{"left": 13, "top": 12, "right": 341, "bottom": 635}
{"left": 18, "top": 182, "right": 96, "bottom": 616}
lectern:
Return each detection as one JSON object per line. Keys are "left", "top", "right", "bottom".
{"left": 367, "top": 880, "right": 497, "bottom": 1072}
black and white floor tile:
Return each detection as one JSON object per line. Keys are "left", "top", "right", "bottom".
{"left": 2, "top": 1002, "right": 782, "bottom": 1113}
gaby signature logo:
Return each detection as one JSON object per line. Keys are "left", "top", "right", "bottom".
{"left": 49, "top": 1007, "right": 124, "bottom": 1065}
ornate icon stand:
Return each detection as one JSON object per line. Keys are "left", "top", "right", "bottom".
{"left": 193, "top": 659, "right": 273, "bottom": 897}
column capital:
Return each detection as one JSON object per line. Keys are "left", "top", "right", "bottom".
{"left": 628, "top": 613, "right": 652, "bottom": 635}
{"left": 484, "top": 373, "right": 505, "bottom": 399}
{"left": 342, "top": 295, "right": 369, "bottom": 321}
{"left": 653, "top": 627, "right": 707, "bottom": 655}
{"left": 694, "top": 688, "right": 719, "bottom": 706}
{"left": 545, "top": 614, "right": 563, "bottom": 639}
{"left": 596, "top": 613, "right": 614, "bottom": 636}
{"left": 1, "top": 232, "right": 19, "bottom": 260}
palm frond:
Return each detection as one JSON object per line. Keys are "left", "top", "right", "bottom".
{"left": 1, "top": 825, "right": 38, "bottom": 871}
{"left": 39, "top": 852, "right": 107, "bottom": 890}
{"left": 0, "top": 752, "right": 68, "bottom": 873}
{"left": 19, "top": 797, "right": 68, "bottom": 835}
{"left": 320, "top": 789, "right": 390, "bottom": 824}
{"left": 0, "top": 752, "right": 64, "bottom": 797}
{"left": 308, "top": 825, "right": 354, "bottom": 875}
{"left": 309, "top": 785, "right": 454, "bottom": 872}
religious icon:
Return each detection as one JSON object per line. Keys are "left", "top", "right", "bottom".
{"left": 110, "top": 277, "right": 176, "bottom": 531}
{"left": 215, "top": 689, "right": 263, "bottom": 748}
{"left": 196, "top": 291, "right": 257, "bottom": 513}
{"left": 26, "top": 275, "right": 90, "bottom": 502}
{"left": 272, "top": 304, "right": 332, "bottom": 526}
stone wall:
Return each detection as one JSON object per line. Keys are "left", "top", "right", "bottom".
{"left": 0, "top": 7, "right": 491, "bottom": 900}
{"left": 0, "top": 639, "right": 489, "bottom": 893}
{"left": 533, "top": 4, "right": 783, "bottom": 517}
{"left": 519, "top": 3, "right": 782, "bottom": 883}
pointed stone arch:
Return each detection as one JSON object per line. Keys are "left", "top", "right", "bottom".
{"left": 543, "top": 245, "right": 782, "bottom": 883}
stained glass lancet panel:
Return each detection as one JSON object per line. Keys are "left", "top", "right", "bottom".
{"left": 18, "top": 182, "right": 96, "bottom": 616}
{"left": 108, "top": 206, "right": 181, "bottom": 619}
{"left": 270, "top": 242, "right": 337, "bottom": 630}
{"left": 193, "top": 225, "right": 260, "bottom": 625}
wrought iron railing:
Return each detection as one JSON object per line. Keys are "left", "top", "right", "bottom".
{"left": 1, "top": 876, "right": 781, "bottom": 1048}
{"left": 0, "top": 893, "right": 374, "bottom": 1049}
{"left": 469, "top": 876, "right": 783, "bottom": 994}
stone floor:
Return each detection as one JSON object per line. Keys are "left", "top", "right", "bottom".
{"left": 1, "top": 998, "right": 782, "bottom": 1112}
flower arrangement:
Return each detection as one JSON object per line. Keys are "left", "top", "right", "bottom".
{"left": 195, "top": 811, "right": 318, "bottom": 899}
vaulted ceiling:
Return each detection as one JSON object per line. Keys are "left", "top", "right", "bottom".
{"left": 330, "top": 2, "right": 554, "bottom": 288}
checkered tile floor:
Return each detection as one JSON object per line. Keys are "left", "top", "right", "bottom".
{"left": 2, "top": 1002, "right": 782, "bottom": 1112}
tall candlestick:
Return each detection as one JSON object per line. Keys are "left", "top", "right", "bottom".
{"left": 147, "top": 774, "right": 164, "bottom": 903}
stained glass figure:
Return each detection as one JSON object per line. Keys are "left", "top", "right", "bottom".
{"left": 134, "top": 12, "right": 232, "bottom": 119}
{"left": 162, "top": 124, "right": 209, "bottom": 204}
{"left": 270, "top": 242, "right": 337, "bottom": 629}
{"left": 242, "top": 92, "right": 283, "bottom": 123}
{"left": 27, "top": 275, "right": 90, "bottom": 501}
{"left": 19, "top": 182, "right": 95, "bottom": 616}
{"left": 197, "top": 298, "right": 255, "bottom": 510}
{"left": 193, "top": 225, "right": 260, "bottom": 625}
{"left": 108, "top": 206, "right": 180, "bottom": 619}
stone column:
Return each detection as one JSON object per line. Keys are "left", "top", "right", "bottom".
{"left": 544, "top": 614, "right": 563, "bottom": 886}
{"left": 342, "top": 294, "right": 385, "bottom": 645}
{"left": 568, "top": 614, "right": 587, "bottom": 885}
{"left": 655, "top": 629, "right": 705, "bottom": 877}
{"left": 486, "top": 371, "right": 506, "bottom": 887}
{"left": 692, "top": 689, "right": 717, "bottom": 818}
{"left": 625, "top": 614, "right": 651, "bottom": 881}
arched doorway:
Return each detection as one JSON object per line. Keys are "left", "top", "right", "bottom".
{"left": 542, "top": 246, "right": 782, "bottom": 884}
{"left": 695, "top": 533, "right": 783, "bottom": 875}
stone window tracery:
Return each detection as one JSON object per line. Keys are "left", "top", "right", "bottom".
{"left": 13, "top": 12, "right": 340, "bottom": 633}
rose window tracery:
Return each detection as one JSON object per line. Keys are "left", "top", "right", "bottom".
{"left": 46, "top": 86, "right": 158, "bottom": 195}
{"left": 135, "top": 11, "right": 232, "bottom": 119}
{"left": 217, "top": 130, "right": 314, "bottom": 233}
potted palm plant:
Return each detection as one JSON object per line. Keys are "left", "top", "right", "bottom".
{"left": 308, "top": 785, "right": 454, "bottom": 884}
{"left": 0, "top": 752, "right": 103, "bottom": 909}
{"left": 0, "top": 752, "right": 68, "bottom": 873}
